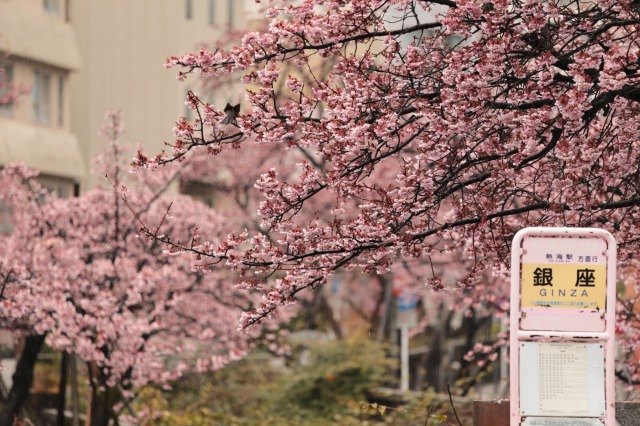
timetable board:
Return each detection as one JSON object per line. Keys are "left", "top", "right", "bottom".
{"left": 519, "top": 342, "right": 605, "bottom": 418}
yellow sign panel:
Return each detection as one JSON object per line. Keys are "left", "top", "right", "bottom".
{"left": 521, "top": 263, "right": 606, "bottom": 309}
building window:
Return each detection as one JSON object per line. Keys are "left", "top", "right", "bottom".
{"left": 43, "top": 0, "right": 60, "bottom": 15}
{"left": 58, "top": 75, "right": 64, "bottom": 126}
{"left": 209, "top": 0, "right": 216, "bottom": 25}
{"left": 33, "top": 70, "right": 51, "bottom": 124}
{"left": 38, "top": 175, "right": 74, "bottom": 199}
{"left": 227, "top": 0, "right": 234, "bottom": 28}
{"left": 185, "top": 0, "right": 193, "bottom": 20}
{"left": 0, "top": 64, "right": 14, "bottom": 116}
{"left": 180, "top": 180, "right": 215, "bottom": 207}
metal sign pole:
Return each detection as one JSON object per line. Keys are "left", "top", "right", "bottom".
{"left": 396, "top": 291, "right": 417, "bottom": 392}
{"left": 400, "top": 324, "right": 409, "bottom": 392}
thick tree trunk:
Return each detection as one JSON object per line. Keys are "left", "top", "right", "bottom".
{"left": 317, "top": 292, "right": 343, "bottom": 339}
{"left": 57, "top": 351, "right": 69, "bottom": 426}
{"left": 0, "top": 334, "right": 46, "bottom": 425}
{"left": 459, "top": 312, "right": 492, "bottom": 397}
{"left": 89, "top": 389, "right": 116, "bottom": 426}
{"left": 374, "top": 275, "right": 393, "bottom": 343}
{"left": 425, "top": 304, "right": 455, "bottom": 392}
{"left": 426, "top": 319, "right": 444, "bottom": 392}
{"left": 70, "top": 355, "right": 80, "bottom": 426}
{"left": 86, "top": 362, "right": 116, "bottom": 426}
{"left": 91, "top": 391, "right": 108, "bottom": 426}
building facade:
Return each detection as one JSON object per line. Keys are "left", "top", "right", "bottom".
{"left": 69, "top": 0, "right": 248, "bottom": 190}
{"left": 0, "top": 0, "right": 250, "bottom": 192}
{"left": 0, "top": 0, "right": 84, "bottom": 197}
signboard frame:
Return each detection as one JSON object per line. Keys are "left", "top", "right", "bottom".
{"left": 510, "top": 227, "right": 616, "bottom": 425}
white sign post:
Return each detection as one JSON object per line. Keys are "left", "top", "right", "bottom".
{"left": 396, "top": 292, "right": 417, "bottom": 392}
{"left": 510, "top": 228, "right": 616, "bottom": 425}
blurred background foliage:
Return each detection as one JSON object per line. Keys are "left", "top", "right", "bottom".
{"left": 133, "top": 335, "right": 471, "bottom": 425}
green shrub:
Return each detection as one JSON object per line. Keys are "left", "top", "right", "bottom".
{"left": 267, "top": 336, "right": 392, "bottom": 421}
{"left": 136, "top": 335, "right": 392, "bottom": 425}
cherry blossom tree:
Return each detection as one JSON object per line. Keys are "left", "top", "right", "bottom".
{"left": 0, "top": 164, "right": 49, "bottom": 426}
{"left": 0, "top": 112, "right": 268, "bottom": 425}
{"left": 134, "top": 0, "right": 640, "bottom": 381}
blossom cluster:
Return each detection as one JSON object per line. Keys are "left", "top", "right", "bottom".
{"left": 139, "top": 0, "right": 640, "bottom": 373}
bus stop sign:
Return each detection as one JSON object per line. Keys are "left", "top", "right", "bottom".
{"left": 510, "top": 228, "right": 616, "bottom": 425}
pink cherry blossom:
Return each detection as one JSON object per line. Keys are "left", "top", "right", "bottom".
{"left": 136, "top": 0, "right": 640, "bottom": 381}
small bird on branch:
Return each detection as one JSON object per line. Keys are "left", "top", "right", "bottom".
{"left": 221, "top": 103, "right": 240, "bottom": 126}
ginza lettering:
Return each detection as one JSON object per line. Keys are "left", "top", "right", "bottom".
{"left": 539, "top": 288, "right": 590, "bottom": 297}
{"left": 533, "top": 267, "right": 553, "bottom": 286}
{"left": 575, "top": 268, "right": 595, "bottom": 287}
{"left": 532, "top": 268, "right": 598, "bottom": 287}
